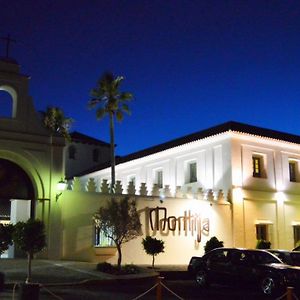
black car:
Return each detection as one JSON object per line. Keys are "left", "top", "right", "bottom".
{"left": 188, "top": 247, "right": 300, "bottom": 296}
{"left": 268, "top": 249, "right": 300, "bottom": 266}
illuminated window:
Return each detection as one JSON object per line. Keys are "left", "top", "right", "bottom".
{"left": 293, "top": 225, "right": 300, "bottom": 247}
{"left": 94, "top": 227, "right": 115, "bottom": 247}
{"left": 256, "top": 224, "right": 270, "bottom": 241}
{"left": 256, "top": 224, "right": 267, "bottom": 240}
{"left": 93, "top": 149, "right": 100, "bottom": 162}
{"left": 188, "top": 162, "right": 197, "bottom": 183}
{"left": 252, "top": 155, "right": 264, "bottom": 178}
{"left": 68, "top": 146, "right": 76, "bottom": 160}
{"left": 155, "top": 170, "right": 163, "bottom": 188}
{"left": 289, "top": 160, "right": 298, "bottom": 182}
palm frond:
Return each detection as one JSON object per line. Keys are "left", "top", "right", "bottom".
{"left": 96, "top": 108, "right": 107, "bottom": 120}
{"left": 121, "top": 103, "right": 131, "bottom": 115}
{"left": 116, "top": 110, "right": 124, "bottom": 122}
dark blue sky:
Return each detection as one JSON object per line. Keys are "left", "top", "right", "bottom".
{"left": 1, "top": 1, "right": 300, "bottom": 155}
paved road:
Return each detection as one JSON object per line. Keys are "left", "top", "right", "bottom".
{"left": 0, "top": 260, "right": 294, "bottom": 299}
{"left": 1, "top": 280, "right": 275, "bottom": 299}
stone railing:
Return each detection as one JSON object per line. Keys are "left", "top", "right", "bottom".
{"left": 67, "top": 177, "right": 231, "bottom": 204}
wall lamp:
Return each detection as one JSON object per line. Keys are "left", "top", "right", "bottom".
{"left": 56, "top": 179, "right": 67, "bottom": 201}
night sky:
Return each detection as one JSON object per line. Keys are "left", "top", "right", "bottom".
{"left": 1, "top": 1, "right": 300, "bottom": 155}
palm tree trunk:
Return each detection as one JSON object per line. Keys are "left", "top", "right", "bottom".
{"left": 109, "top": 113, "right": 115, "bottom": 194}
{"left": 152, "top": 255, "right": 155, "bottom": 269}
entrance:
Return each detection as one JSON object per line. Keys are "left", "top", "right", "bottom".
{"left": 0, "top": 158, "right": 35, "bottom": 221}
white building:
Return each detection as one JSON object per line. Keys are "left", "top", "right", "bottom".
{"left": 66, "top": 121, "right": 300, "bottom": 264}
{"left": 1, "top": 55, "right": 300, "bottom": 265}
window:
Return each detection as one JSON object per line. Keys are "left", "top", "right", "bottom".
{"left": 293, "top": 225, "right": 300, "bottom": 247}
{"left": 188, "top": 162, "right": 197, "bottom": 183}
{"left": 289, "top": 160, "right": 298, "bottom": 182}
{"left": 0, "top": 90, "right": 13, "bottom": 118}
{"left": 68, "top": 146, "right": 76, "bottom": 160}
{"left": 93, "top": 149, "right": 100, "bottom": 162}
{"left": 94, "top": 227, "right": 115, "bottom": 247}
{"left": 155, "top": 170, "right": 163, "bottom": 188}
{"left": 252, "top": 155, "right": 264, "bottom": 178}
{"left": 256, "top": 224, "right": 268, "bottom": 240}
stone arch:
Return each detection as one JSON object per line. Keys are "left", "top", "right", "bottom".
{"left": 0, "top": 85, "right": 17, "bottom": 118}
{"left": 0, "top": 158, "right": 35, "bottom": 219}
{"left": 0, "top": 150, "right": 45, "bottom": 201}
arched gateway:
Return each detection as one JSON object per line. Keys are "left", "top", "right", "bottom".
{"left": 0, "top": 56, "right": 65, "bottom": 259}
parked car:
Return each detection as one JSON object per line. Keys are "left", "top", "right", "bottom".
{"left": 188, "top": 248, "right": 300, "bottom": 296}
{"left": 293, "top": 245, "right": 300, "bottom": 251}
{"left": 267, "top": 249, "right": 300, "bottom": 266}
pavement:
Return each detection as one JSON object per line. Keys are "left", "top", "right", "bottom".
{"left": 0, "top": 259, "right": 188, "bottom": 299}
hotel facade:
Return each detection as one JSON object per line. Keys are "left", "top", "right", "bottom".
{"left": 1, "top": 57, "right": 300, "bottom": 265}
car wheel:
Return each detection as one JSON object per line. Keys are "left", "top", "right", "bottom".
{"left": 195, "top": 270, "right": 209, "bottom": 287}
{"left": 261, "top": 276, "right": 276, "bottom": 296}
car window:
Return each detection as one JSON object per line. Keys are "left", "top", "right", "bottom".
{"left": 209, "top": 249, "right": 230, "bottom": 263}
{"left": 231, "top": 251, "right": 252, "bottom": 265}
{"left": 254, "top": 251, "right": 282, "bottom": 264}
{"left": 290, "top": 253, "right": 300, "bottom": 266}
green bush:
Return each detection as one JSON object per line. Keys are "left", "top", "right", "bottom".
{"left": 96, "top": 262, "right": 140, "bottom": 275}
{"left": 204, "top": 236, "right": 224, "bottom": 253}
{"left": 256, "top": 239, "right": 271, "bottom": 249}
{"left": 122, "top": 264, "right": 140, "bottom": 274}
{"left": 96, "top": 262, "right": 114, "bottom": 273}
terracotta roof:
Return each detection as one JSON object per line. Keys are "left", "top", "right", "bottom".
{"left": 70, "top": 131, "right": 110, "bottom": 147}
{"left": 75, "top": 121, "right": 300, "bottom": 177}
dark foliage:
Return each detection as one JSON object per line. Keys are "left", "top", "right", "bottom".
{"left": 204, "top": 236, "right": 224, "bottom": 253}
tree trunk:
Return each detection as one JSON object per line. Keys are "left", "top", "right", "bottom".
{"left": 152, "top": 255, "right": 155, "bottom": 269}
{"left": 26, "top": 252, "right": 32, "bottom": 283}
{"left": 116, "top": 243, "right": 122, "bottom": 272}
{"left": 109, "top": 113, "right": 115, "bottom": 194}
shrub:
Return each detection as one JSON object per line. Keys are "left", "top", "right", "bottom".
{"left": 256, "top": 239, "right": 271, "bottom": 249}
{"left": 142, "top": 236, "right": 165, "bottom": 268}
{"left": 96, "top": 262, "right": 114, "bottom": 273}
{"left": 204, "top": 236, "right": 224, "bottom": 253}
{"left": 122, "top": 264, "right": 140, "bottom": 274}
{"left": 96, "top": 262, "right": 140, "bottom": 275}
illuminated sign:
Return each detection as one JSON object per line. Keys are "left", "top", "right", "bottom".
{"left": 149, "top": 206, "right": 209, "bottom": 242}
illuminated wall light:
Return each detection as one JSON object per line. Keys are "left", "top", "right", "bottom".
{"left": 232, "top": 187, "right": 243, "bottom": 204}
{"left": 275, "top": 191, "right": 286, "bottom": 204}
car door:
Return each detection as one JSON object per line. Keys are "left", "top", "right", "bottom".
{"left": 206, "top": 249, "right": 232, "bottom": 285}
{"left": 230, "top": 250, "right": 259, "bottom": 286}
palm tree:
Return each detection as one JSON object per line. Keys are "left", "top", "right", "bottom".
{"left": 41, "top": 106, "right": 73, "bottom": 141}
{"left": 88, "top": 72, "right": 133, "bottom": 193}
{"left": 41, "top": 106, "right": 73, "bottom": 203}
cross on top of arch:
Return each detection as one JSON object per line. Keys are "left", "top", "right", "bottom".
{"left": 0, "top": 35, "right": 16, "bottom": 58}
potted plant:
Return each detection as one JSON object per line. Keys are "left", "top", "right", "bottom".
{"left": 0, "top": 223, "right": 14, "bottom": 290}
{"left": 13, "top": 219, "right": 46, "bottom": 300}
{"left": 142, "top": 236, "right": 165, "bottom": 269}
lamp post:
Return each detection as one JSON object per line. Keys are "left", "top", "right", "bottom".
{"left": 56, "top": 179, "right": 67, "bottom": 201}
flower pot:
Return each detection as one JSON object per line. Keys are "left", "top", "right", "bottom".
{"left": 18, "top": 283, "right": 40, "bottom": 300}
{"left": 0, "top": 272, "right": 4, "bottom": 291}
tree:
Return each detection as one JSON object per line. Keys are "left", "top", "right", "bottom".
{"left": 0, "top": 223, "right": 14, "bottom": 256}
{"left": 41, "top": 106, "right": 73, "bottom": 141}
{"left": 94, "top": 197, "right": 141, "bottom": 271}
{"left": 256, "top": 239, "right": 271, "bottom": 249}
{"left": 13, "top": 219, "right": 46, "bottom": 283}
{"left": 88, "top": 72, "right": 133, "bottom": 193}
{"left": 204, "top": 236, "right": 224, "bottom": 253}
{"left": 142, "top": 236, "right": 165, "bottom": 268}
